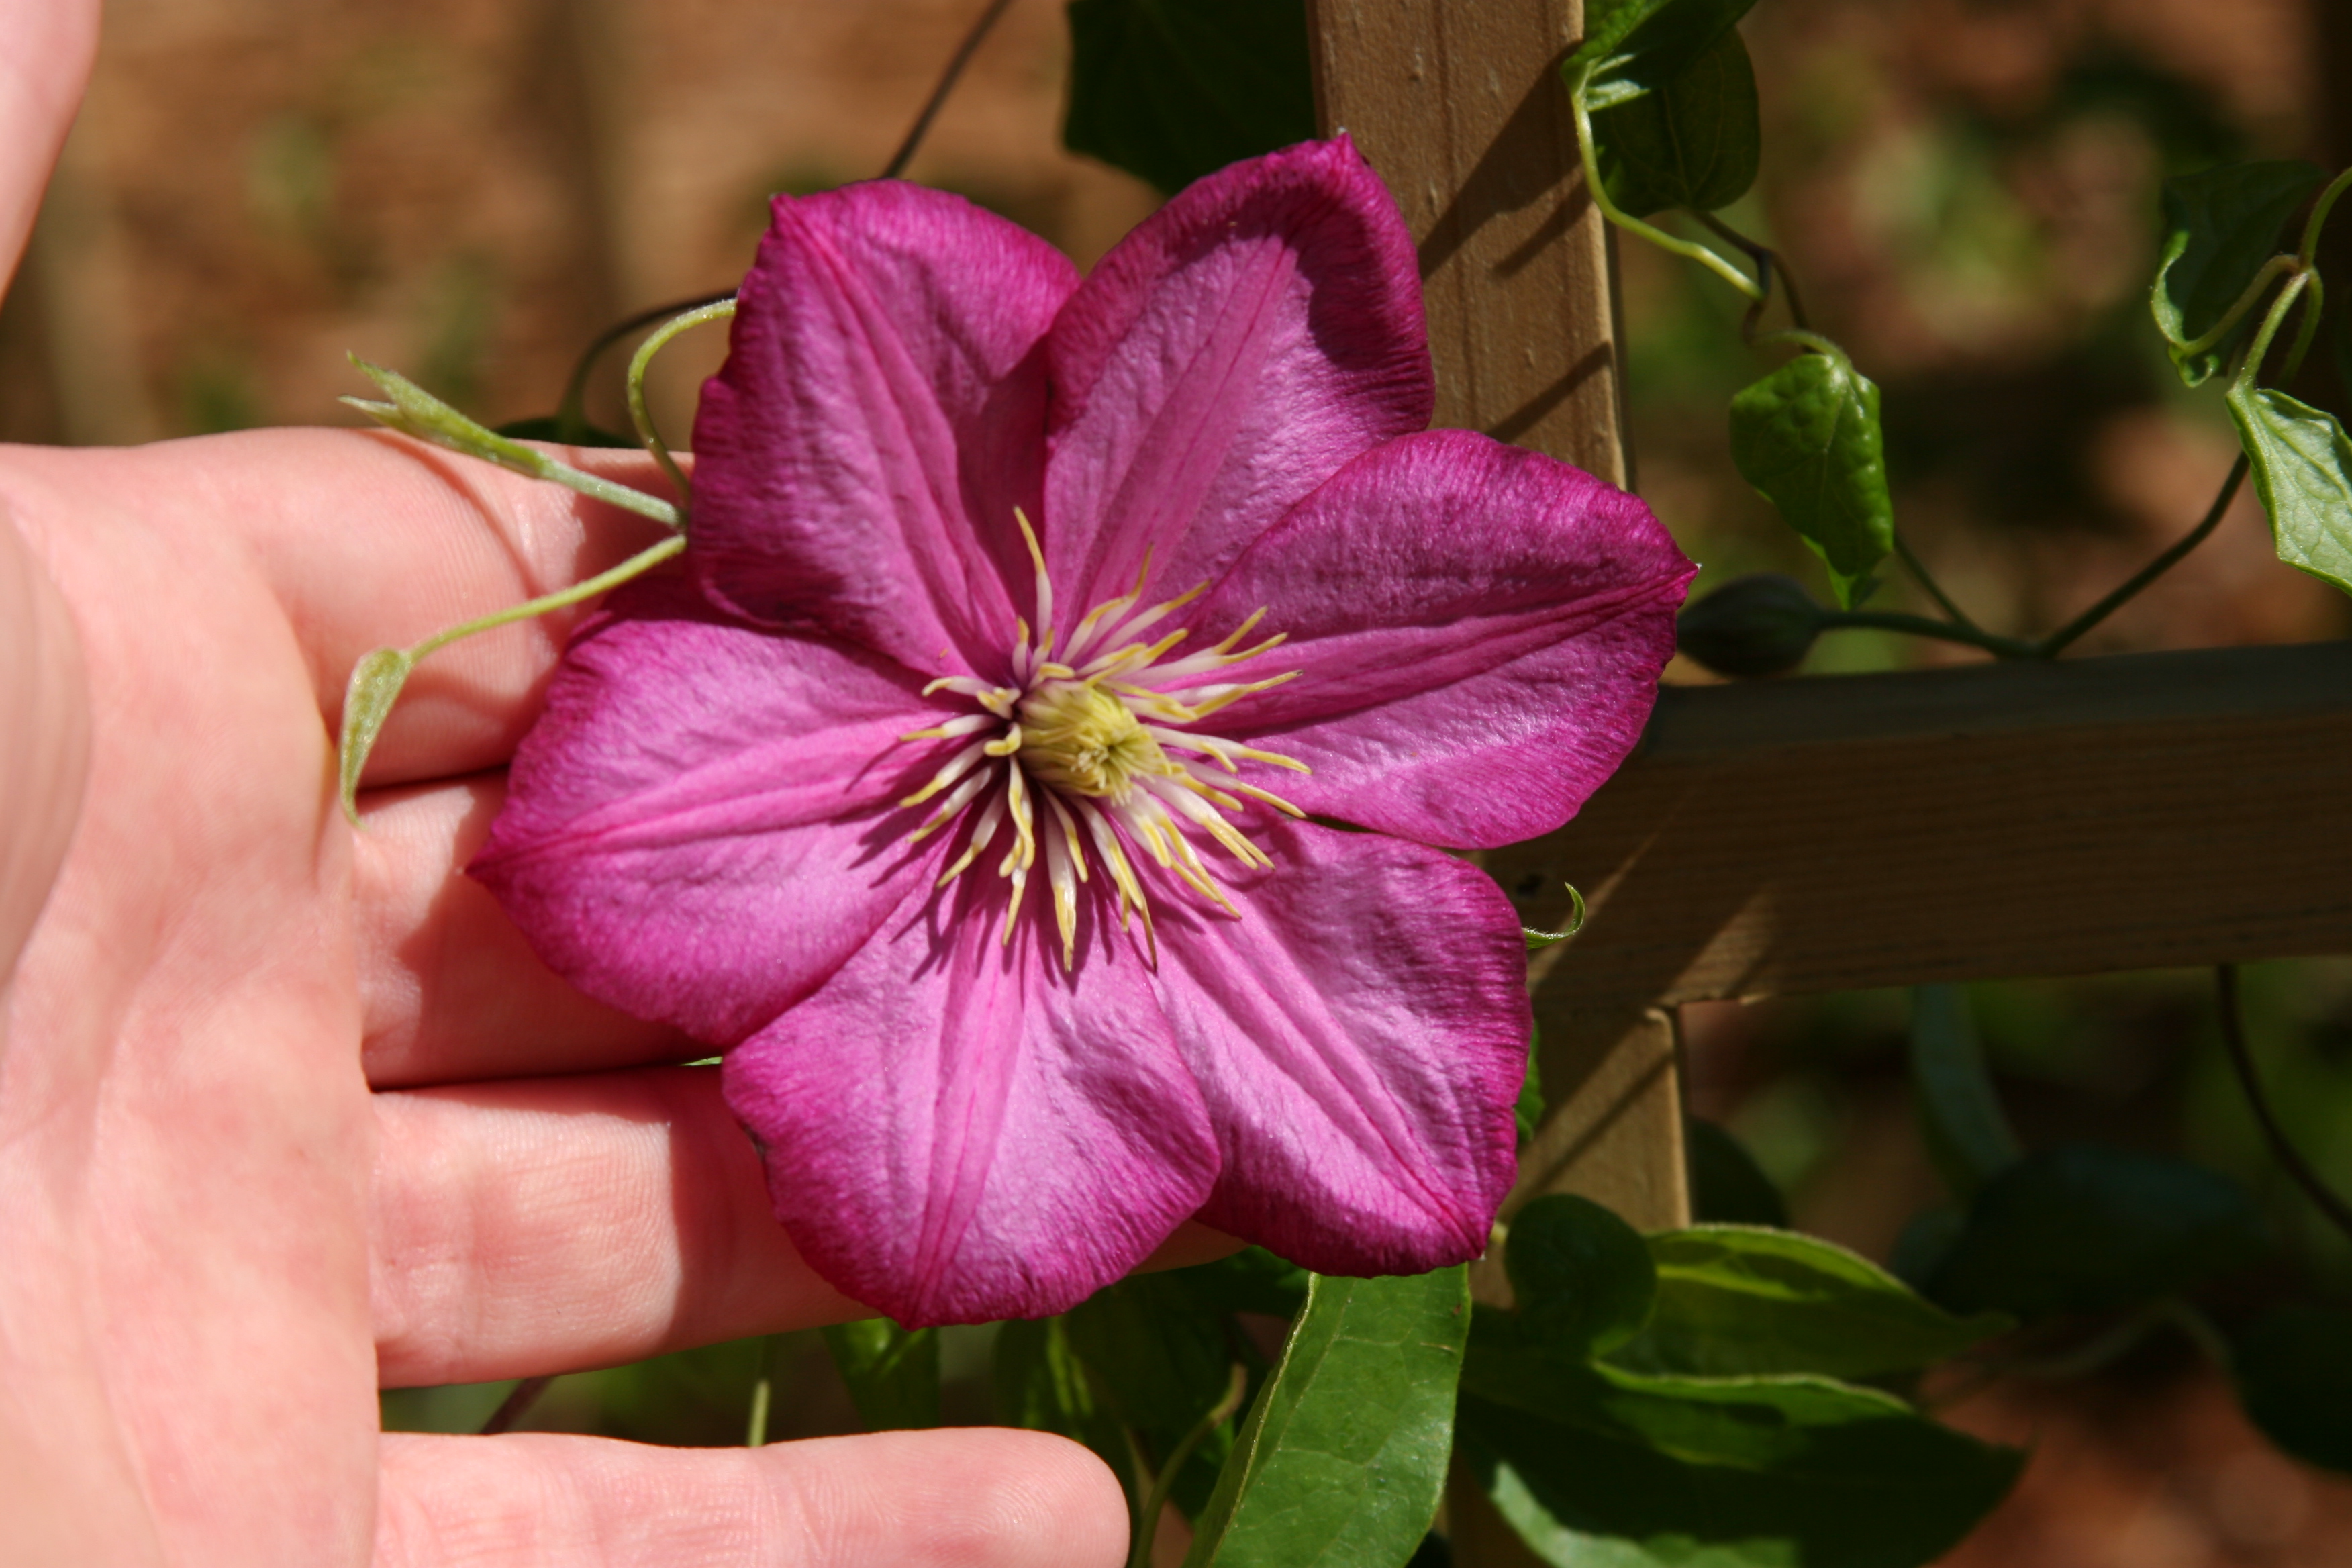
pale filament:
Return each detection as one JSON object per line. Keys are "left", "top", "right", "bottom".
{"left": 894, "top": 509, "right": 1310, "bottom": 970}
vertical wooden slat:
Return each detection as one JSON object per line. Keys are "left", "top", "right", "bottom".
{"left": 1304, "top": 0, "right": 1628, "bottom": 486}
{"left": 1306, "top": 0, "right": 1688, "bottom": 1244}
{"left": 1306, "top": 17, "right": 1683, "bottom": 1560}
{"left": 1512, "top": 1004, "right": 1688, "bottom": 1226}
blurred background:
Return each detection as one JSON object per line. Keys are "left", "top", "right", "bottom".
{"left": 29, "top": 0, "right": 2352, "bottom": 1563}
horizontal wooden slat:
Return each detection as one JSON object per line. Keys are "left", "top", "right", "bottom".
{"left": 1493, "top": 640, "right": 2352, "bottom": 1024}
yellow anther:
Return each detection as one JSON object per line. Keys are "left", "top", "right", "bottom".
{"left": 1210, "top": 607, "right": 1267, "bottom": 656}
{"left": 885, "top": 530, "right": 1308, "bottom": 957}
{"left": 1016, "top": 680, "right": 1179, "bottom": 803}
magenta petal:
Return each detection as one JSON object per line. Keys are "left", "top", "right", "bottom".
{"left": 1149, "top": 818, "right": 1526, "bottom": 1275}
{"left": 724, "top": 887, "right": 1220, "bottom": 1326}
{"left": 1042, "top": 137, "right": 1432, "bottom": 611}
{"left": 690, "top": 181, "right": 1079, "bottom": 675}
{"left": 470, "top": 580, "right": 948, "bottom": 1044}
{"left": 1185, "top": 430, "right": 1692, "bottom": 848}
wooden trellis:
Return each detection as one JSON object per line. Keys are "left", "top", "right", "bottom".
{"left": 1308, "top": 3, "right": 2352, "bottom": 1561}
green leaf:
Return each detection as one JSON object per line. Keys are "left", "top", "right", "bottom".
{"left": 2226, "top": 383, "right": 2352, "bottom": 596}
{"left": 2151, "top": 160, "right": 2324, "bottom": 387}
{"left": 336, "top": 646, "right": 414, "bottom": 824}
{"left": 1457, "top": 1354, "right": 2021, "bottom": 1568}
{"left": 1591, "top": 27, "right": 1760, "bottom": 217}
{"left": 1522, "top": 885, "right": 1588, "bottom": 951}
{"left": 1684, "top": 1118, "right": 1787, "bottom": 1228}
{"left": 1566, "top": 0, "right": 1759, "bottom": 113}
{"left": 1908, "top": 985, "right": 2023, "bottom": 1201}
{"left": 1067, "top": 1273, "right": 1241, "bottom": 1516}
{"left": 1182, "top": 1268, "right": 1467, "bottom": 1568}
{"left": 1606, "top": 1226, "right": 2009, "bottom": 1381}
{"left": 994, "top": 1316, "right": 1137, "bottom": 1493}
{"left": 1063, "top": 0, "right": 1316, "bottom": 197}
{"left": 2233, "top": 1303, "right": 2352, "bottom": 1473}
{"left": 1924, "top": 1145, "right": 2270, "bottom": 1318}
{"left": 821, "top": 1319, "right": 940, "bottom": 1431}
{"left": 343, "top": 356, "right": 681, "bottom": 529}
{"left": 1514, "top": 1027, "right": 1547, "bottom": 1149}
{"left": 1502, "top": 1195, "right": 1657, "bottom": 1359}
{"left": 1728, "top": 345, "right": 1895, "bottom": 609}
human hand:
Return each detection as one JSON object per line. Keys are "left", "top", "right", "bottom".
{"left": 0, "top": 432, "right": 1133, "bottom": 1567}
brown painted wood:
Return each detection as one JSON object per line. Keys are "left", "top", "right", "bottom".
{"left": 1304, "top": 10, "right": 2352, "bottom": 1565}
{"left": 1454, "top": 636, "right": 2352, "bottom": 1559}
{"left": 1493, "top": 640, "right": 2352, "bottom": 1022}
{"left": 1306, "top": 0, "right": 1687, "bottom": 1271}
{"left": 1305, "top": 0, "right": 1628, "bottom": 487}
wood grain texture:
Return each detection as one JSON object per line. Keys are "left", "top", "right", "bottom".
{"left": 1306, "top": 0, "right": 1683, "bottom": 1277}
{"left": 1493, "top": 641, "right": 2352, "bottom": 1028}
{"left": 1305, "top": 0, "right": 1626, "bottom": 485}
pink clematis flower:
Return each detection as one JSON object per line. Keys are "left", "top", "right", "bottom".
{"left": 472, "top": 138, "right": 1694, "bottom": 1327}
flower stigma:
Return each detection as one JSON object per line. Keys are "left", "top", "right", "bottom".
{"left": 896, "top": 510, "right": 1310, "bottom": 970}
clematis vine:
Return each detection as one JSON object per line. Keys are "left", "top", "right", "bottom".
{"left": 471, "top": 138, "right": 1694, "bottom": 1327}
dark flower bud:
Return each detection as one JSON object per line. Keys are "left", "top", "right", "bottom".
{"left": 1675, "top": 573, "right": 1826, "bottom": 678}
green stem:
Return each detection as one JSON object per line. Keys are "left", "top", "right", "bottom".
{"left": 1693, "top": 210, "right": 1811, "bottom": 334}
{"left": 1128, "top": 1365, "right": 1249, "bottom": 1568}
{"left": 1567, "top": 76, "right": 1761, "bottom": 301}
{"left": 627, "top": 299, "right": 738, "bottom": 504}
{"left": 1750, "top": 328, "right": 1845, "bottom": 363}
{"left": 530, "top": 462, "right": 679, "bottom": 530}
{"left": 881, "top": 0, "right": 1019, "bottom": 179}
{"left": 2232, "top": 267, "right": 2313, "bottom": 398}
{"left": 2281, "top": 268, "right": 2326, "bottom": 384}
{"left": 481, "top": 1375, "right": 554, "bottom": 1435}
{"left": 2297, "top": 164, "right": 2352, "bottom": 267}
{"left": 407, "top": 533, "right": 687, "bottom": 663}
{"left": 344, "top": 356, "right": 683, "bottom": 530}
{"left": 2177, "top": 254, "right": 2298, "bottom": 366}
{"left": 554, "top": 292, "right": 736, "bottom": 443}
{"left": 1818, "top": 609, "right": 2035, "bottom": 659}
{"left": 1892, "top": 534, "right": 1982, "bottom": 633}
{"left": 746, "top": 1334, "right": 785, "bottom": 1449}
{"left": 746, "top": 1372, "right": 775, "bottom": 1449}
{"left": 2034, "top": 456, "right": 2248, "bottom": 658}
{"left": 2217, "top": 964, "right": 2352, "bottom": 1248}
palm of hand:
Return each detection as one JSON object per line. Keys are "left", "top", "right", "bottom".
{"left": 0, "top": 430, "right": 1125, "bottom": 1567}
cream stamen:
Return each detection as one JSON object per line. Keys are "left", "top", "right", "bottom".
{"left": 891, "top": 517, "right": 1311, "bottom": 969}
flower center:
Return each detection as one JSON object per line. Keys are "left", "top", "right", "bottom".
{"left": 893, "top": 510, "right": 1309, "bottom": 969}
{"left": 1016, "top": 679, "right": 1175, "bottom": 803}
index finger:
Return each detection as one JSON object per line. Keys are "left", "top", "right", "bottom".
{"left": 12, "top": 427, "right": 679, "bottom": 787}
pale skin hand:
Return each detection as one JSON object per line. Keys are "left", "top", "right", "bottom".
{"left": 0, "top": 426, "right": 1158, "bottom": 1568}
{"left": 0, "top": 6, "right": 1144, "bottom": 1564}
